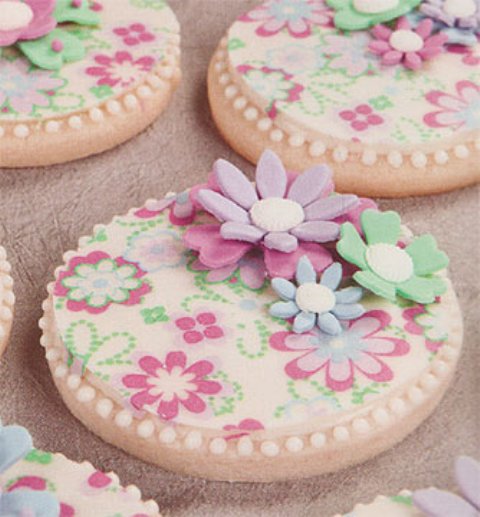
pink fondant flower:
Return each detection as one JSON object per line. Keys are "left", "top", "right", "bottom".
{"left": 223, "top": 419, "right": 264, "bottom": 440}
{"left": 173, "top": 310, "right": 226, "bottom": 346}
{"left": 339, "top": 104, "right": 384, "bottom": 132}
{"left": 86, "top": 51, "right": 155, "bottom": 87}
{"left": 424, "top": 80, "right": 480, "bottom": 130}
{"left": 369, "top": 17, "right": 448, "bottom": 70}
{"left": 113, "top": 23, "right": 155, "bottom": 46}
{"left": 122, "top": 352, "right": 222, "bottom": 421}
{"left": 134, "top": 192, "right": 196, "bottom": 226}
{"left": 239, "top": 0, "right": 332, "bottom": 38}
{"left": 54, "top": 251, "right": 151, "bottom": 314}
{"left": 403, "top": 301, "right": 446, "bottom": 352}
{"left": 0, "top": 0, "right": 57, "bottom": 47}
{"left": 270, "top": 310, "right": 409, "bottom": 391}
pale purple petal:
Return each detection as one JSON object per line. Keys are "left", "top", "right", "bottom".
{"left": 214, "top": 159, "right": 258, "bottom": 209}
{"left": 264, "top": 232, "right": 298, "bottom": 252}
{"left": 455, "top": 456, "right": 480, "bottom": 510}
{"left": 221, "top": 222, "right": 265, "bottom": 243}
{"left": 206, "top": 264, "right": 237, "bottom": 282}
{"left": 290, "top": 221, "right": 340, "bottom": 243}
{"left": 304, "top": 195, "right": 359, "bottom": 221}
{"left": 255, "top": 150, "right": 287, "bottom": 199}
{"left": 197, "top": 189, "right": 250, "bottom": 224}
{"left": 287, "top": 165, "right": 332, "bottom": 207}
{"left": 413, "top": 489, "right": 478, "bottom": 517}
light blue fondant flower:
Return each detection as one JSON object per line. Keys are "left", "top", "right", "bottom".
{"left": 0, "top": 421, "right": 60, "bottom": 516}
{"left": 270, "top": 256, "right": 364, "bottom": 335}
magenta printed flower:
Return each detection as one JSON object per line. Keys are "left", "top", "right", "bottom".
{"left": 239, "top": 0, "right": 332, "bottom": 38}
{"left": 134, "top": 191, "right": 196, "bottom": 226}
{"left": 0, "top": 0, "right": 57, "bottom": 47}
{"left": 174, "top": 311, "right": 226, "bottom": 346}
{"left": 424, "top": 80, "right": 480, "bottom": 130}
{"left": 86, "top": 51, "right": 155, "bottom": 87}
{"left": 122, "top": 351, "right": 222, "bottom": 421}
{"left": 448, "top": 42, "right": 480, "bottom": 65}
{"left": 223, "top": 419, "right": 265, "bottom": 440}
{"left": 369, "top": 17, "right": 448, "bottom": 70}
{"left": 403, "top": 301, "right": 446, "bottom": 352}
{"left": 54, "top": 251, "right": 151, "bottom": 315}
{"left": 113, "top": 23, "right": 155, "bottom": 46}
{"left": 339, "top": 104, "right": 384, "bottom": 132}
{"left": 184, "top": 150, "right": 360, "bottom": 280}
{"left": 270, "top": 310, "right": 410, "bottom": 391}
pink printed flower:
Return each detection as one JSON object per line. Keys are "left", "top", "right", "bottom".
{"left": 134, "top": 191, "right": 196, "bottom": 226}
{"left": 86, "top": 51, "right": 155, "bottom": 87}
{"left": 270, "top": 310, "right": 409, "bottom": 391}
{"left": 0, "top": 0, "right": 57, "bottom": 47}
{"left": 113, "top": 23, "right": 155, "bottom": 46}
{"left": 54, "top": 251, "right": 151, "bottom": 315}
{"left": 424, "top": 80, "right": 480, "bottom": 130}
{"left": 369, "top": 17, "right": 448, "bottom": 70}
{"left": 239, "top": 0, "right": 332, "bottom": 38}
{"left": 87, "top": 471, "right": 112, "bottom": 489}
{"left": 174, "top": 311, "right": 225, "bottom": 345}
{"left": 122, "top": 352, "right": 222, "bottom": 420}
{"left": 448, "top": 42, "right": 480, "bottom": 65}
{"left": 339, "top": 104, "right": 384, "bottom": 132}
{"left": 223, "top": 419, "right": 264, "bottom": 440}
{"left": 324, "top": 32, "right": 378, "bottom": 77}
{"left": 403, "top": 301, "right": 446, "bottom": 352}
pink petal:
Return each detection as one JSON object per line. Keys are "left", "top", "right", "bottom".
{"left": 369, "top": 40, "right": 391, "bottom": 54}
{"left": 355, "top": 354, "right": 394, "bottom": 382}
{"left": 138, "top": 356, "right": 163, "bottom": 377}
{"left": 457, "top": 80, "right": 480, "bottom": 103}
{"left": 205, "top": 264, "right": 237, "bottom": 282}
{"left": 287, "top": 165, "right": 332, "bottom": 206}
{"left": 181, "top": 393, "right": 206, "bottom": 414}
{"left": 364, "top": 338, "right": 396, "bottom": 355}
{"left": 326, "top": 360, "right": 354, "bottom": 391}
{"left": 287, "top": 18, "right": 310, "bottom": 37}
{"left": 256, "top": 150, "right": 288, "bottom": 199}
{"left": 348, "top": 311, "right": 389, "bottom": 336}
{"left": 396, "top": 17, "right": 410, "bottom": 31}
{"left": 195, "top": 380, "right": 222, "bottom": 395}
{"left": 284, "top": 333, "right": 317, "bottom": 351}
{"left": 130, "top": 390, "right": 159, "bottom": 410}
{"left": 424, "top": 33, "right": 448, "bottom": 48}
{"left": 415, "top": 18, "right": 433, "bottom": 39}
{"left": 239, "top": 260, "right": 266, "bottom": 289}
{"left": 404, "top": 52, "right": 423, "bottom": 70}
{"left": 243, "top": 7, "right": 271, "bottom": 21}
{"left": 157, "top": 398, "right": 179, "bottom": 420}
{"left": 184, "top": 359, "right": 214, "bottom": 378}
{"left": 295, "top": 352, "right": 330, "bottom": 373}
{"left": 382, "top": 50, "right": 403, "bottom": 66}
{"left": 372, "top": 24, "right": 392, "bottom": 40}
{"left": 261, "top": 17, "right": 287, "bottom": 34}
{"left": 165, "top": 351, "right": 187, "bottom": 372}
{"left": 426, "top": 90, "right": 465, "bottom": 111}
{"left": 122, "top": 374, "right": 149, "bottom": 389}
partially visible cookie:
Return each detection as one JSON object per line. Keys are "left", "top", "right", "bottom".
{"left": 0, "top": 246, "right": 14, "bottom": 358}
{"left": 0, "top": 0, "right": 180, "bottom": 168}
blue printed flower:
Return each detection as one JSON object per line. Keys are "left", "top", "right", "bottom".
{"left": 270, "top": 256, "right": 364, "bottom": 335}
{"left": 0, "top": 421, "right": 59, "bottom": 516}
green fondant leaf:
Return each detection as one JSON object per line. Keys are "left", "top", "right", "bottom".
{"left": 361, "top": 210, "right": 401, "bottom": 246}
{"left": 354, "top": 270, "right": 397, "bottom": 301}
{"left": 397, "top": 275, "right": 446, "bottom": 304}
{"left": 406, "top": 235, "right": 449, "bottom": 276}
{"left": 337, "top": 222, "right": 368, "bottom": 270}
{"left": 54, "top": 0, "right": 101, "bottom": 25}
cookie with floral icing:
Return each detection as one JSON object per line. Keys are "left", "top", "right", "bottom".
{"left": 0, "top": 420, "right": 160, "bottom": 516}
{"left": 0, "top": 0, "right": 180, "bottom": 167}
{"left": 208, "top": 0, "right": 480, "bottom": 197}
{"left": 0, "top": 246, "right": 14, "bottom": 358}
{"left": 41, "top": 151, "right": 463, "bottom": 481}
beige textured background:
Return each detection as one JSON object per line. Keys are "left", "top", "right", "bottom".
{"left": 0, "top": 1, "right": 479, "bottom": 515}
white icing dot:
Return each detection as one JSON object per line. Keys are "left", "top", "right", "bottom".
{"left": 333, "top": 145, "right": 349, "bottom": 162}
{"left": 309, "top": 140, "right": 326, "bottom": 157}
{"left": 475, "top": 139, "right": 480, "bottom": 151}
{"left": 68, "top": 116, "right": 82, "bottom": 130}
{"left": 310, "top": 432, "right": 326, "bottom": 448}
{"left": 286, "top": 436, "right": 304, "bottom": 453}
{"left": 442, "top": 345, "right": 458, "bottom": 360}
{"left": 270, "top": 128, "right": 284, "bottom": 142}
{"left": 76, "top": 386, "right": 96, "bottom": 403}
{"left": 3, "top": 291, "right": 14, "bottom": 306}
{"left": 261, "top": 441, "right": 279, "bottom": 457}
{"left": 144, "top": 500, "right": 160, "bottom": 514}
{"left": 137, "top": 420, "right": 155, "bottom": 439}
{"left": 147, "top": 74, "right": 163, "bottom": 89}
{"left": 366, "top": 243, "right": 413, "bottom": 283}
{"left": 333, "top": 426, "right": 350, "bottom": 442}
{"left": 244, "top": 107, "right": 259, "bottom": 121}
{"left": 224, "top": 85, "right": 238, "bottom": 99}
{"left": 233, "top": 97, "right": 247, "bottom": 110}
{"left": 219, "top": 73, "right": 231, "bottom": 85}
{"left": 115, "top": 410, "right": 133, "bottom": 428}
{"left": 389, "top": 397, "right": 406, "bottom": 415}
{"left": 185, "top": 431, "right": 202, "bottom": 450}
{"left": 215, "top": 49, "right": 226, "bottom": 61}
{"left": 353, "top": 0, "right": 398, "bottom": 14}
{"left": 14, "top": 124, "right": 29, "bottom": 139}
{"left": 45, "top": 349, "right": 59, "bottom": 361}
{"left": 433, "top": 360, "right": 448, "bottom": 376}
{"left": 126, "top": 485, "right": 141, "bottom": 501}
{"left": 372, "top": 408, "right": 390, "bottom": 426}
{"left": 289, "top": 134, "right": 305, "bottom": 147}
{"left": 296, "top": 283, "right": 336, "bottom": 314}
{"left": 214, "top": 61, "right": 226, "bottom": 73}
{"left": 454, "top": 145, "right": 469, "bottom": 159}
{"left": 159, "top": 427, "right": 176, "bottom": 444}
{"left": 158, "top": 66, "right": 174, "bottom": 80}
{"left": 209, "top": 438, "right": 227, "bottom": 455}
{"left": 96, "top": 399, "right": 113, "bottom": 419}
{"left": 137, "top": 85, "right": 153, "bottom": 98}
{"left": 352, "top": 418, "right": 370, "bottom": 434}
{"left": 250, "top": 197, "right": 304, "bottom": 232}
{"left": 421, "top": 373, "right": 439, "bottom": 390}
{"left": 0, "top": 127, "right": 4, "bottom": 138}
{"left": 67, "top": 374, "right": 81, "bottom": 390}
{"left": 390, "top": 30, "right": 424, "bottom": 53}
{"left": 408, "top": 386, "right": 424, "bottom": 404}
{"left": 0, "top": 307, "right": 12, "bottom": 322}
{"left": 45, "top": 120, "right": 60, "bottom": 133}
{"left": 411, "top": 151, "right": 427, "bottom": 168}
{"left": 0, "top": 2, "right": 34, "bottom": 31}
{"left": 124, "top": 94, "right": 139, "bottom": 111}
{"left": 444, "top": 0, "right": 476, "bottom": 17}
{"left": 257, "top": 118, "right": 272, "bottom": 132}
{"left": 106, "top": 100, "right": 121, "bottom": 115}
{"left": 54, "top": 365, "right": 68, "bottom": 379}
{"left": 434, "top": 150, "right": 449, "bottom": 165}
{"left": 237, "top": 436, "right": 254, "bottom": 456}
{"left": 89, "top": 108, "right": 104, "bottom": 122}
{"left": 362, "top": 149, "right": 377, "bottom": 166}
{"left": 387, "top": 150, "right": 403, "bottom": 168}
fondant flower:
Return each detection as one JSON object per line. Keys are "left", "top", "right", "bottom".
{"left": 424, "top": 80, "right": 480, "bottom": 130}
{"left": 270, "top": 310, "right": 409, "bottom": 391}
{"left": 270, "top": 257, "right": 364, "bottom": 335}
{"left": 413, "top": 456, "right": 480, "bottom": 516}
{"left": 326, "top": 0, "right": 422, "bottom": 30}
{"left": 239, "top": 0, "right": 333, "bottom": 38}
{"left": 0, "top": 0, "right": 57, "bottom": 47}
{"left": 369, "top": 17, "right": 448, "bottom": 70}
{"left": 122, "top": 352, "right": 222, "bottom": 421}
{"left": 0, "top": 421, "right": 59, "bottom": 515}
{"left": 184, "top": 150, "right": 359, "bottom": 279}
{"left": 324, "top": 32, "right": 379, "bottom": 76}
{"left": 134, "top": 191, "right": 196, "bottom": 226}
{"left": 337, "top": 209, "right": 449, "bottom": 304}
{"left": 54, "top": 251, "right": 151, "bottom": 314}
{"left": 403, "top": 302, "right": 447, "bottom": 352}
{"left": 86, "top": 51, "right": 155, "bottom": 87}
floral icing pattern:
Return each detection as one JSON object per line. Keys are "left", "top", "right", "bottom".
{"left": 403, "top": 301, "right": 447, "bottom": 352}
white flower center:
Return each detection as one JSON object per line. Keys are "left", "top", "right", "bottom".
{"left": 389, "top": 30, "right": 424, "bottom": 53}
{"left": 149, "top": 367, "right": 195, "bottom": 402}
{"left": 366, "top": 243, "right": 414, "bottom": 283}
{"left": 444, "top": 0, "right": 476, "bottom": 18}
{"left": 0, "top": 1, "right": 34, "bottom": 31}
{"left": 353, "top": 0, "right": 399, "bottom": 14}
{"left": 250, "top": 198, "right": 304, "bottom": 232}
{"left": 295, "top": 283, "right": 336, "bottom": 314}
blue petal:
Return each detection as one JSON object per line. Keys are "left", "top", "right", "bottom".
{"left": 332, "top": 303, "right": 365, "bottom": 320}
{"left": 317, "top": 313, "right": 342, "bottom": 335}
{"left": 0, "top": 425, "right": 32, "bottom": 473}
{"left": 443, "top": 27, "right": 478, "bottom": 46}
{"left": 335, "top": 286, "right": 363, "bottom": 304}
{"left": 270, "top": 301, "right": 300, "bottom": 319}
{"left": 320, "top": 262, "right": 342, "bottom": 291}
{"left": 296, "top": 256, "right": 316, "bottom": 285}
{"left": 0, "top": 491, "right": 60, "bottom": 517}
{"left": 271, "top": 278, "right": 297, "bottom": 300}
{"left": 293, "top": 311, "right": 316, "bottom": 333}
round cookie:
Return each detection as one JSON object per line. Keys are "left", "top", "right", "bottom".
{"left": 41, "top": 151, "right": 463, "bottom": 482}
{"left": 208, "top": 0, "right": 480, "bottom": 197}
{"left": 0, "top": 421, "right": 160, "bottom": 516}
{"left": 0, "top": 246, "right": 14, "bottom": 358}
{"left": 0, "top": 0, "right": 180, "bottom": 168}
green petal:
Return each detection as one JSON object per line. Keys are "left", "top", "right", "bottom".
{"left": 337, "top": 222, "right": 367, "bottom": 270}
{"left": 55, "top": 0, "right": 101, "bottom": 25}
{"left": 397, "top": 275, "right": 447, "bottom": 304}
{"left": 353, "top": 270, "right": 396, "bottom": 301}
{"left": 19, "top": 29, "right": 85, "bottom": 71}
{"left": 361, "top": 210, "right": 401, "bottom": 246}
{"left": 406, "top": 235, "right": 449, "bottom": 276}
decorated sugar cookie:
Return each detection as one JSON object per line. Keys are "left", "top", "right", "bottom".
{"left": 41, "top": 151, "right": 463, "bottom": 482}
{"left": 0, "top": 0, "right": 180, "bottom": 168}
{"left": 0, "top": 246, "right": 14, "bottom": 358}
{"left": 336, "top": 456, "right": 480, "bottom": 517}
{"left": 0, "top": 420, "right": 160, "bottom": 516}
{"left": 208, "top": 0, "right": 480, "bottom": 197}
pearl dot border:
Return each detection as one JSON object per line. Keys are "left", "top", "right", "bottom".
{"left": 0, "top": 246, "right": 14, "bottom": 350}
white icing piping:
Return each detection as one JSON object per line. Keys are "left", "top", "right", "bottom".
{"left": 0, "top": 246, "right": 14, "bottom": 348}
{"left": 0, "top": 35, "right": 181, "bottom": 140}
{"left": 38, "top": 200, "right": 463, "bottom": 460}
{"left": 214, "top": 37, "right": 480, "bottom": 169}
